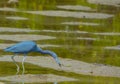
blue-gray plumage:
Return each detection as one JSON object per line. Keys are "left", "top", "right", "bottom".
{"left": 4, "top": 41, "right": 61, "bottom": 74}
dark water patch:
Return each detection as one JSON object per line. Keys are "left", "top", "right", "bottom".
{"left": 0, "top": 40, "right": 16, "bottom": 43}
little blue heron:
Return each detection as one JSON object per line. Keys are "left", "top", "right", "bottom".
{"left": 4, "top": 41, "right": 61, "bottom": 74}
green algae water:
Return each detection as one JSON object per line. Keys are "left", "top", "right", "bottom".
{"left": 0, "top": 0, "right": 120, "bottom": 84}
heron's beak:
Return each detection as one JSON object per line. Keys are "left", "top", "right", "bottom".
{"left": 59, "top": 63, "right": 62, "bottom": 67}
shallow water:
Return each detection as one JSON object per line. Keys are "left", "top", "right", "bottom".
{"left": 0, "top": 55, "right": 120, "bottom": 77}
{"left": 0, "top": 0, "right": 120, "bottom": 84}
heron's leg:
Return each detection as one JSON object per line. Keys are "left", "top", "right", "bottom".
{"left": 11, "top": 54, "right": 20, "bottom": 75}
{"left": 22, "top": 54, "right": 27, "bottom": 75}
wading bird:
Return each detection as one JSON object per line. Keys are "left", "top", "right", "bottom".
{"left": 4, "top": 41, "right": 61, "bottom": 74}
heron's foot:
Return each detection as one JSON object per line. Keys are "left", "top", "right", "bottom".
{"left": 16, "top": 72, "right": 19, "bottom": 75}
{"left": 22, "top": 67, "right": 25, "bottom": 75}
{"left": 16, "top": 67, "right": 20, "bottom": 75}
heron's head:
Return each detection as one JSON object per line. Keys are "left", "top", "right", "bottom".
{"left": 49, "top": 51, "right": 61, "bottom": 67}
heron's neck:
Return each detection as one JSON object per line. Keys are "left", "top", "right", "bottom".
{"left": 37, "top": 48, "right": 53, "bottom": 55}
{"left": 37, "top": 47, "right": 61, "bottom": 65}
{"left": 40, "top": 50, "right": 52, "bottom": 55}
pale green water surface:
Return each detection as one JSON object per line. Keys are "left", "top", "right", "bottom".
{"left": 0, "top": 0, "right": 120, "bottom": 84}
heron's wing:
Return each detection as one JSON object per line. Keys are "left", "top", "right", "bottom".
{"left": 5, "top": 41, "right": 36, "bottom": 53}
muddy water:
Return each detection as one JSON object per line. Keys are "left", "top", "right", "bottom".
{"left": 0, "top": 0, "right": 120, "bottom": 84}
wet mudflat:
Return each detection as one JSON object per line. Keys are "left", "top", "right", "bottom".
{"left": 0, "top": 74, "right": 77, "bottom": 83}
